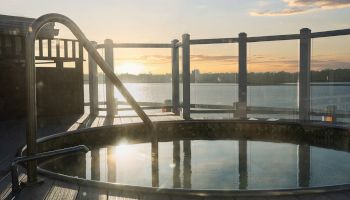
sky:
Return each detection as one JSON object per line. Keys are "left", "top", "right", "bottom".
{"left": 2, "top": 0, "right": 350, "bottom": 74}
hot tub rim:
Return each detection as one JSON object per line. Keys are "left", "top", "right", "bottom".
{"left": 37, "top": 166, "right": 350, "bottom": 197}
{"left": 21, "top": 119, "right": 350, "bottom": 197}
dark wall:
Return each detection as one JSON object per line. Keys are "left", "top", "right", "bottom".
{"left": 0, "top": 64, "right": 84, "bottom": 120}
{"left": 0, "top": 64, "right": 26, "bottom": 120}
{"left": 36, "top": 66, "right": 84, "bottom": 117}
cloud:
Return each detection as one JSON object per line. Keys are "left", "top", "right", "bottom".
{"left": 250, "top": 0, "right": 350, "bottom": 16}
{"left": 250, "top": 7, "right": 311, "bottom": 16}
{"left": 286, "top": 0, "right": 350, "bottom": 8}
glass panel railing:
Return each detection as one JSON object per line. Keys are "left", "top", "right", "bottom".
{"left": 190, "top": 44, "right": 238, "bottom": 119}
{"left": 247, "top": 40, "right": 299, "bottom": 120}
{"left": 311, "top": 36, "right": 350, "bottom": 124}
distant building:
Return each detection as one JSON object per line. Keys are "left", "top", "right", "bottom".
{"left": 0, "top": 14, "right": 85, "bottom": 120}
{"left": 191, "top": 69, "right": 200, "bottom": 82}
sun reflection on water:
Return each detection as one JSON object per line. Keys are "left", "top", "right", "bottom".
{"left": 112, "top": 140, "right": 147, "bottom": 162}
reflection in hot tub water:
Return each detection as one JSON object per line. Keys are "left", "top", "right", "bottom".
{"left": 41, "top": 140, "right": 350, "bottom": 190}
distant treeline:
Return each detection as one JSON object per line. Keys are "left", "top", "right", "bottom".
{"left": 84, "top": 69, "right": 350, "bottom": 84}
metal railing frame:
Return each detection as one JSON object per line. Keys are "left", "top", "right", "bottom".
{"left": 88, "top": 28, "right": 350, "bottom": 121}
{"left": 181, "top": 28, "right": 350, "bottom": 120}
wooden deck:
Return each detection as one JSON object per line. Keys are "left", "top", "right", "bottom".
{"left": 1, "top": 112, "right": 350, "bottom": 200}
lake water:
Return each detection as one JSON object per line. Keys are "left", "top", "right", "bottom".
{"left": 42, "top": 139, "right": 350, "bottom": 190}
{"left": 83, "top": 83, "right": 350, "bottom": 122}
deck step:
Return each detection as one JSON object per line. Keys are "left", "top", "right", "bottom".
{"left": 0, "top": 173, "right": 26, "bottom": 200}
{"left": 14, "top": 176, "right": 54, "bottom": 200}
{"left": 45, "top": 180, "right": 78, "bottom": 200}
{"left": 76, "top": 186, "right": 107, "bottom": 200}
{"left": 108, "top": 190, "right": 139, "bottom": 200}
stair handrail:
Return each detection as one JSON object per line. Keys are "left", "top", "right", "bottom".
{"left": 25, "top": 13, "right": 153, "bottom": 183}
{"left": 11, "top": 145, "right": 89, "bottom": 193}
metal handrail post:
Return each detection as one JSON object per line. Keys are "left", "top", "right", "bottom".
{"left": 237, "top": 32, "right": 248, "bottom": 118}
{"left": 182, "top": 34, "right": 191, "bottom": 120}
{"left": 299, "top": 28, "right": 312, "bottom": 121}
{"left": 171, "top": 39, "right": 180, "bottom": 115}
{"left": 104, "top": 39, "right": 117, "bottom": 116}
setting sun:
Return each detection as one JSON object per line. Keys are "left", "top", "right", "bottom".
{"left": 117, "top": 61, "right": 145, "bottom": 75}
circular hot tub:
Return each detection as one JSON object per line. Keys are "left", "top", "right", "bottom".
{"left": 28, "top": 120, "right": 350, "bottom": 197}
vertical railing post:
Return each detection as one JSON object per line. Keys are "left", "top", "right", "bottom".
{"left": 182, "top": 34, "right": 191, "bottom": 120}
{"left": 56, "top": 39, "right": 63, "bottom": 69}
{"left": 38, "top": 39, "right": 43, "bottom": 57}
{"left": 239, "top": 140, "right": 248, "bottom": 189}
{"left": 173, "top": 141, "right": 181, "bottom": 187}
{"left": 91, "top": 149, "right": 100, "bottom": 180}
{"left": 104, "top": 39, "right": 117, "bottom": 116}
{"left": 172, "top": 39, "right": 180, "bottom": 115}
{"left": 299, "top": 28, "right": 311, "bottom": 121}
{"left": 25, "top": 30, "right": 38, "bottom": 183}
{"left": 47, "top": 39, "right": 52, "bottom": 58}
{"left": 298, "top": 144, "right": 310, "bottom": 187}
{"left": 56, "top": 39, "right": 60, "bottom": 58}
{"left": 64, "top": 40, "right": 68, "bottom": 58}
{"left": 77, "top": 42, "right": 84, "bottom": 113}
{"left": 89, "top": 41, "right": 98, "bottom": 116}
{"left": 183, "top": 140, "right": 192, "bottom": 188}
{"left": 72, "top": 41, "right": 76, "bottom": 58}
{"left": 152, "top": 140, "right": 159, "bottom": 187}
{"left": 237, "top": 32, "right": 247, "bottom": 118}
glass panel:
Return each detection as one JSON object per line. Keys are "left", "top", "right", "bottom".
{"left": 190, "top": 44, "right": 237, "bottom": 119}
{"left": 112, "top": 48, "right": 172, "bottom": 116}
{"left": 311, "top": 36, "right": 350, "bottom": 124}
{"left": 247, "top": 40, "right": 299, "bottom": 120}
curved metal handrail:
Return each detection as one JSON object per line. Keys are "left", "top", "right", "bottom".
{"left": 11, "top": 145, "right": 89, "bottom": 193}
{"left": 25, "top": 13, "right": 153, "bottom": 183}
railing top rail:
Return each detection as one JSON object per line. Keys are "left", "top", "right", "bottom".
{"left": 92, "top": 28, "right": 350, "bottom": 48}
{"left": 190, "top": 38, "right": 238, "bottom": 45}
{"left": 247, "top": 34, "right": 300, "bottom": 42}
{"left": 188, "top": 28, "right": 350, "bottom": 45}
{"left": 96, "top": 43, "right": 173, "bottom": 49}
{"left": 311, "top": 29, "right": 350, "bottom": 38}
{"left": 37, "top": 37, "right": 79, "bottom": 42}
